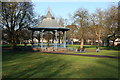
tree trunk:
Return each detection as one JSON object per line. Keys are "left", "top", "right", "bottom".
{"left": 58, "top": 32, "right": 60, "bottom": 44}
{"left": 80, "top": 38, "right": 84, "bottom": 48}
{"left": 47, "top": 38, "right": 50, "bottom": 47}
{"left": 102, "top": 40, "right": 105, "bottom": 46}
{"left": 52, "top": 32, "right": 55, "bottom": 43}
{"left": 12, "top": 38, "right": 17, "bottom": 48}
{"left": 93, "top": 40, "right": 96, "bottom": 45}
{"left": 98, "top": 36, "right": 100, "bottom": 48}
{"left": 106, "top": 38, "right": 109, "bottom": 47}
{"left": 12, "top": 31, "right": 17, "bottom": 48}
{"left": 112, "top": 39, "right": 115, "bottom": 46}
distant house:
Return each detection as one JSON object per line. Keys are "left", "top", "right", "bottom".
{"left": 114, "top": 38, "right": 120, "bottom": 46}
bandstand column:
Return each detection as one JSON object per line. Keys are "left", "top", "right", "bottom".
{"left": 31, "top": 30, "right": 34, "bottom": 47}
{"left": 52, "top": 31, "right": 55, "bottom": 48}
{"left": 55, "top": 30, "right": 58, "bottom": 50}
{"left": 58, "top": 31, "right": 61, "bottom": 44}
{"left": 38, "top": 31, "right": 41, "bottom": 46}
{"left": 41, "top": 30, "right": 44, "bottom": 48}
{"left": 63, "top": 31, "right": 66, "bottom": 48}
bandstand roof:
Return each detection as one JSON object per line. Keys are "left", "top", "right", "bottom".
{"left": 28, "top": 8, "right": 70, "bottom": 31}
{"left": 28, "top": 27, "right": 70, "bottom": 31}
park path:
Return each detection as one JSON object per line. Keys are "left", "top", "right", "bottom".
{"left": 42, "top": 51, "right": 120, "bottom": 59}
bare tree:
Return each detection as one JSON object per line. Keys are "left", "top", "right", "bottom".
{"left": 90, "top": 9, "right": 105, "bottom": 48}
{"left": 1, "top": 2, "right": 37, "bottom": 47}
{"left": 104, "top": 5, "right": 119, "bottom": 46}
{"left": 73, "top": 8, "right": 89, "bottom": 48}
{"left": 66, "top": 24, "right": 77, "bottom": 44}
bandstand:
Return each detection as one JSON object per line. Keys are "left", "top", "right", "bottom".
{"left": 28, "top": 9, "right": 70, "bottom": 51}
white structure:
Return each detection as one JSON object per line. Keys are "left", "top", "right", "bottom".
{"left": 28, "top": 8, "right": 70, "bottom": 50}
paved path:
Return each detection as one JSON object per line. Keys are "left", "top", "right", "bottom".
{"left": 42, "top": 52, "right": 120, "bottom": 59}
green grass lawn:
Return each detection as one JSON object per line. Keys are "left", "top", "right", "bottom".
{"left": 66, "top": 44, "right": 119, "bottom": 50}
{"left": 2, "top": 44, "right": 119, "bottom": 78}
{"left": 1, "top": 44, "right": 32, "bottom": 47}
{"left": 3, "top": 52, "right": 119, "bottom": 78}
{"left": 66, "top": 50, "right": 119, "bottom": 57}
{"left": 66, "top": 44, "right": 119, "bottom": 57}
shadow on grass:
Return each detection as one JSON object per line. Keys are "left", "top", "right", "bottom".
{"left": 2, "top": 52, "right": 69, "bottom": 78}
{"left": 2, "top": 50, "right": 34, "bottom": 62}
{"left": 58, "top": 58, "right": 119, "bottom": 78}
{"left": 2, "top": 50, "right": 119, "bottom": 78}
{"left": 3, "top": 61, "right": 68, "bottom": 78}
{"left": 94, "top": 58, "right": 119, "bottom": 78}
{"left": 101, "top": 46, "right": 120, "bottom": 51}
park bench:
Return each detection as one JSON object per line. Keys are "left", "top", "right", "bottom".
{"left": 57, "top": 48, "right": 67, "bottom": 51}
{"left": 76, "top": 48, "right": 86, "bottom": 52}
{"left": 32, "top": 48, "right": 40, "bottom": 52}
{"left": 67, "top": 47, "right": 74, "bottom": 51}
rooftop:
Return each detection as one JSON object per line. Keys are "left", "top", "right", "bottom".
{"left": 29, "top": 8, "right": 70, "bottom": 31}
{"left": 37, "top": 8, "right": 63, "bottom": 28}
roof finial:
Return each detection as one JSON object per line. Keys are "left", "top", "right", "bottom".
{"left": 47, "top": 7, "right": 51, "bottom": 12}
{"left": 46, "top": 7, "right": 53, "bottom": 19}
